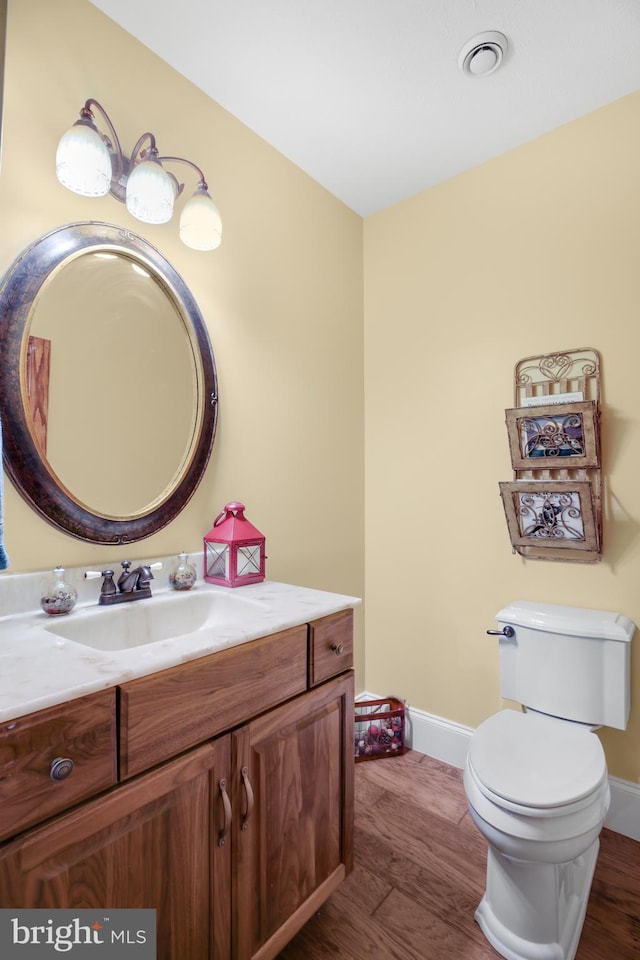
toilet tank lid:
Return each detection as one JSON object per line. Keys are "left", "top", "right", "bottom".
{"left": 496, "top": 601, "right": 635, "bottom": 643}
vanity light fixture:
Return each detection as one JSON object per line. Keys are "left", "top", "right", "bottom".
{"left": 56, "top": 98, "right": 222, "bottom": 251}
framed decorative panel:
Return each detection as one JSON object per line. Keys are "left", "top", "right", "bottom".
{"left": 499, "top": 480, "right": 599, "bottom": 553}
{"left": 505, "top": 400, "right": 599, "bottom": 471}
{"left": 514, "top": 349, "right": 600, "bottom": 408}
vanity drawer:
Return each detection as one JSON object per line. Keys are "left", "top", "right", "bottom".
{"left": 119, "top": 624, "right": 308, "bottom": 778}
{"left": 0, "top": 689, "right": 117, "bottom": 841}
{"left": 309, "top": 609, "right": 354, "bottom": 686}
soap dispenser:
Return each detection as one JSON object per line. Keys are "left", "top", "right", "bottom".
{"left": 41, "top": 566, "right": 78, "bottom": 616}
{"left": 169, "top": 552, "right": 197, "bottom": 591}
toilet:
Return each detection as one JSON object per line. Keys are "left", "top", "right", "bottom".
{"left": 463, "top": 601, "right": 634, "bottom": 960}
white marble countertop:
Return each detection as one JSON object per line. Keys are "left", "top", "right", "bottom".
{"left": 0, "top": 576, "right": 361, "bottom": 723}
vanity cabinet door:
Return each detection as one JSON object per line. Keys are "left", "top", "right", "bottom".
{"left": 231, "top": 673, "right": 354, "bottom": 960}
{"left": 0, "top": 737, "right": 232, "bottom": 960}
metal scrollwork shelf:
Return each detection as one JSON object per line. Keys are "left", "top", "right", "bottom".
{"left": 499, "top": 347, "right": 602, "bottom": 563}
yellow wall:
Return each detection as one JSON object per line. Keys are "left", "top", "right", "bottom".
{"left": 0, "top": 0, "right": 364, "bottom": 677}
{"left": 364, "top": 91, "right": 640, "bottom": 782}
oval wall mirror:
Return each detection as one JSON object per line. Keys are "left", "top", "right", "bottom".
{"left": 0, "top": 222, "right": 218, "bottom": 544}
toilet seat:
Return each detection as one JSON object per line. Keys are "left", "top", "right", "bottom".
{"left": 468, "top": 709, "right": 607, "bottom": 812}
{"left": 464, "top": 709, "right": 611, "bottom": 849}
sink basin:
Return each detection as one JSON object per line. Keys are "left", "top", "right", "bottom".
{"left": 43, "top": 589, "right": 268, "bottom": 652}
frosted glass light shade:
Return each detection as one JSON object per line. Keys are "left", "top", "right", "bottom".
{"left": 125, "top": 158, "right": 175, "bottom": 224}
{"left": 56, "top": 123, "right": 112, "bottom": 198}
{"left": 179, "top": 187, "right": 222, "bottom": 251}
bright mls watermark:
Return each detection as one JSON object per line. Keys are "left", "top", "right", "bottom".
{"left": 0, "top": 910, "right": 156, "bottom": 957}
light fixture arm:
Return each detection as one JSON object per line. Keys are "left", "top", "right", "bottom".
{"left": 80, "top": 102, "right": 163, "bottom": 198}
{"left": 157, "top": 155, "right": 209, "bottom": 196}
{"left": 130, "top": 132, "right": 159, "bottom": 166}
{"left": 79, "top": 98, "right": 126, "bottom": 184}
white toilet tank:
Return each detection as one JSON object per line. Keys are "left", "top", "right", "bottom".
{"left": 495, "top": 601, "right": 634, "bottom": 730}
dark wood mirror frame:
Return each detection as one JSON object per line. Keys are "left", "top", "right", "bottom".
{"left": 0, "top": 222, "right": 218, "bottom": 544}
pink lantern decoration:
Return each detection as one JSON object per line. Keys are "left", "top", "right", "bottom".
{"left": 203, "top": 501, "right": 266, "bottom": 587}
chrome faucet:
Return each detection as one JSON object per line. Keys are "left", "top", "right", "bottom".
{"left": 85, "top": 561, "right": 163, "bottom": 605}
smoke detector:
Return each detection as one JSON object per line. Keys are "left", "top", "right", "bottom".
{"left": 458, "top": 31, "right": 508, "bottom": 78}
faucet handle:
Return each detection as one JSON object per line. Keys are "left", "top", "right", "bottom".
{"left": 85, "top": 569, "right": 115, "bottom": 581}
{"left": 84, "top": 569, "right": 117, "bottom": 599}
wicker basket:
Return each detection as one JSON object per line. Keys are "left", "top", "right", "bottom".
{"left": 354, "top": 697, "right": 406, "bottom": 762}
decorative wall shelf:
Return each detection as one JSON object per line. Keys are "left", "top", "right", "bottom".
{"left": 499, "top": 348, "right": 602, "bottom": 563}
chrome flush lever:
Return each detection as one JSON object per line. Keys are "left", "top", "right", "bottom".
{"left": 486, "top": 626, "right": 515, "bottom": 638}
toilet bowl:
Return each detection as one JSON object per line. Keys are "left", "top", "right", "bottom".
{"left": 464, "top": 709, "right": 610, "bottom": 960}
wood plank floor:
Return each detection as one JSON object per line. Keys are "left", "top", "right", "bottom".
{"left": 277, "top": 750, "right": 640, "bottom": 960}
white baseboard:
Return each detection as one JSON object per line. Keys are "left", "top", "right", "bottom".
{"left": 606, "top": 776, "right": 640, "bottom": 841}
{"left": 356, "top": 692, "right": 640, "bottom": 842}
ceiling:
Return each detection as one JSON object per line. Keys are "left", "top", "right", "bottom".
{"left": 88, "top": 0, "right": 640, "bottom": 217}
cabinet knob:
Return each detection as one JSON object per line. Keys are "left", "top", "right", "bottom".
{"left": 50, "top": 757, "right": 74, "bottom": 782}
{"left": 331, "top": 642, "right": 345, "bottom": 656}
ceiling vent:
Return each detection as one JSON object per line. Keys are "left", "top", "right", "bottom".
{"left": 458, "top": 31, "right": 508, "bottom": 79}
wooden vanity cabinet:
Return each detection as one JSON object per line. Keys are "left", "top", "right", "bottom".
{"left": 0, "top": 610, "right": 354, "bottom": 960}
{"left": 0, "top": 737, "right": 231, "bottom": 959}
